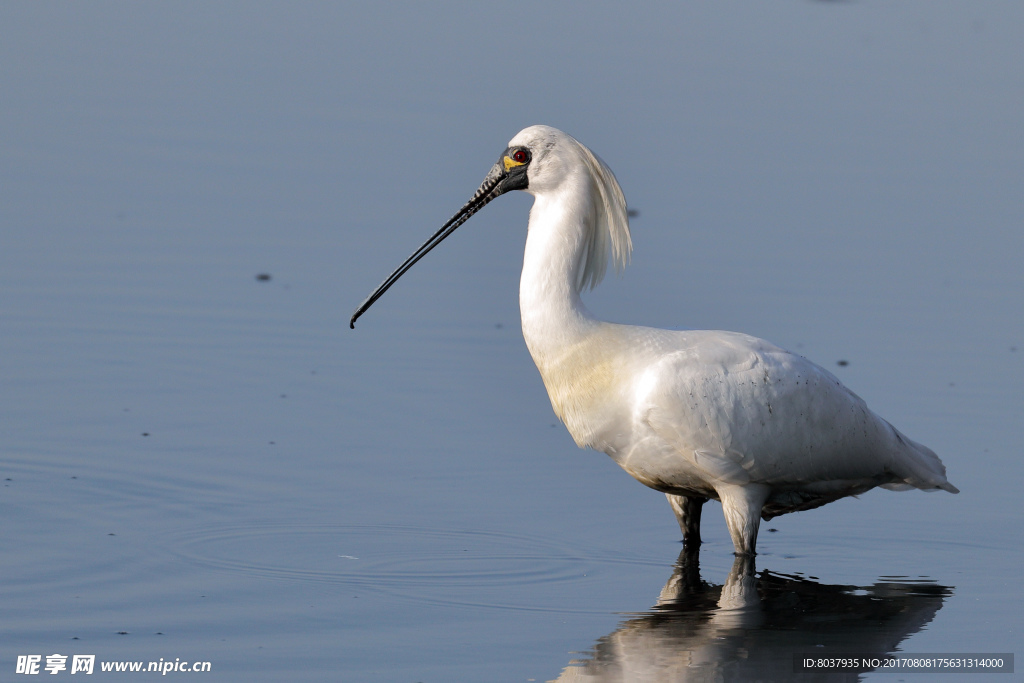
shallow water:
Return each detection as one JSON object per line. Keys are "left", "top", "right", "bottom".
{"left": 2, "top": 2, "right": 1021, "bottom": 681}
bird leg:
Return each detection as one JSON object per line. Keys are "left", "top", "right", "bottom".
{"left": 717, "top": 484, "right": 770, "bottom": 556}
{"left": 666, "top": 493, "right": 707, "bottom": 549}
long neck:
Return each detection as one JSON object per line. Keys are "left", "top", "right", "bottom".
{"left": 519, "top": 188, "right": 597, "bottom": 361}
{"left": 519, "top": 187, "right": 628, "bottom": 450}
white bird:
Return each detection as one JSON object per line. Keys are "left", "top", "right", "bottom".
{"left": 351, "top": 125, "right": 958, "bottom": 555}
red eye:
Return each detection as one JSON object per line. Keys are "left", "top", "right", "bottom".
{"left": 512, "top": 149, "right": 528, "bottom": 163}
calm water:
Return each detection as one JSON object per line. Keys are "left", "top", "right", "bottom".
{"left": 2, "top": 3, "right": 1021, "bottom": 681}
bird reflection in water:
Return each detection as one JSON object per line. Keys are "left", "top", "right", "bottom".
{"left": 555, "top": 549, "right": 952, "bottom": 682}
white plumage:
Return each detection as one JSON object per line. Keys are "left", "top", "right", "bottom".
{"left": 352, "top": 125, "right": 958, "bottom": 555}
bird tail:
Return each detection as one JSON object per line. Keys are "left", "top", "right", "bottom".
{"left": 882, "top": 423, "right": 959, "bottom": 494}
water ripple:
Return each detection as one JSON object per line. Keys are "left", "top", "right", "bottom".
{"left": 164, "top": 522, "right": 666, "bottom": 613}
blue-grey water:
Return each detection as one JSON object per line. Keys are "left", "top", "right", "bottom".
{"left": 2, "top": 3, "right": 1021, "bottom": 681}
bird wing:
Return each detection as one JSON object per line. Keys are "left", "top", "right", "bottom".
{"left": 637, "top": 330, "right": 892, "bottom": 488}
{"left": 637, "top": 331, "right": 765, "bottom": 486}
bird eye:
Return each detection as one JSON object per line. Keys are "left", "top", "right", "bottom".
{"left": 512, "top": 149, "right": 529, "bottom": 163}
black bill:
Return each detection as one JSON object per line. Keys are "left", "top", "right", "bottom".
{"left": 349, "top": 150, "right": 529, "bottom": 328}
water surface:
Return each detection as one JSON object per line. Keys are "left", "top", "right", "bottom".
{"left": 1, "top": 2, "right": 1021, "bottom": 680}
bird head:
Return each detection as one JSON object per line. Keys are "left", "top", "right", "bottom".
{"left": 349, "top": 126, "right": 630, "bottom": 327}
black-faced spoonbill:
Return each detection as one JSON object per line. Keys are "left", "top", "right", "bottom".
{"left": 350, "top": 125, "right": 958, "bottom": 556}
